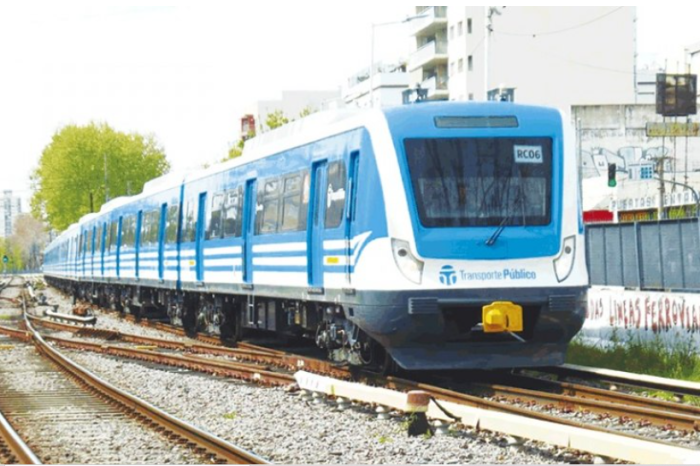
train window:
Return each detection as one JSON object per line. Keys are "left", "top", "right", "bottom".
{"left": 280, "top": 175, "right": 301, "bottom": 232}
{"left": 121, "top": 215, "right": 136, "bottom": 248}
{"left": 108, "top": 221, "right": 118, "bottom": 251}
{"left": 404, "top": 137, "right": 552, "bottom": 227}
{"left": 182, "top": 201, "right": 196, "bottom": 243}
{"left": 95, "top": 225, "right": 102, "bottom": 254}
{"left": 257, "top": 179, "right": 280, "bottom": 234}
{"left": 165, "top": 205, "right": 179, "bottom": 244}
{"left": 280, "top": 172, "right": 309, "bottom": 232}
{"left": 223, "top": 187, "right": 243, "bottom": 238}
{"left": 141, "top": 210, "right": 159, "bottom": 246}
{"left": 207, "top": 193, "right": 224, "bottom": 240}
{"left": 325, "top": 161, "right": 347, "bottom": 229}
{"left": 87, "top": 230, "right": 93, "bottom": 254}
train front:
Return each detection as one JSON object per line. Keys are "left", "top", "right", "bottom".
{"left": 359, "top": 102, "right": 588, "bottom": 371}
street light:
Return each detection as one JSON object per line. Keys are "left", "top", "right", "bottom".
{"left": 370, "top": 12, "right": 427, "bottom": 108}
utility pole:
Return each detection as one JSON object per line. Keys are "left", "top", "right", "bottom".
{"left": 484, "top": 7, "right": 501, "bottom": 100}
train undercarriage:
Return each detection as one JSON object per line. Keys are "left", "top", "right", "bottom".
{"left": 44, "top": 277, "right": 394, "bottom": 372}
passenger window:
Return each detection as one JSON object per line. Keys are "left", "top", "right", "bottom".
{"left": 121, "top": 215, "right": 136, "bottom": 248}
{"left": 165, "top": 205, "right": 179, "bottom": 244}
{"left": 182, "top": 201, "right": 196, "bottom": 243}
{"left": 257, "top": 179, "right": 280, "bottom": 234}
{"left": 325, "top": 161, "right": 347, "bottom": 229}
{"left": 108, "top": 221, "right": 119, "bottom": 251}
{"left": 223, "top": 188, "right": 243, "bottom": 238}
{"left": 280, "top": 171, "right": 309, "bottom": 232}
{"left": 95, "top": 225, "right": 102, "bottom": 254}
{"left": 207, "top": 193, "right": 224, "bottom": 240}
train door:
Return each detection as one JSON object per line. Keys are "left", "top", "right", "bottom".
{"left": 196, "top": 193, "right": 207, "bottom": 282}
{"left": 344, "top": 151, "right": 360, "bottom": 285}
{"left": 242, "top": 179, "right": 257, "bottom": 286}
{"left": 308, "top": 160, "right": 328, "bottom": 291}
{"left": 158, "top": 203, "right": 167, "bottom": 281}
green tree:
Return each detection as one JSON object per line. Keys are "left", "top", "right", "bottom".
{"left": 264, "top": 110, "right": 289, "bottom": 131}
{"left": 223, "top": 138, "right": 245, "bottom": 162}
{"left": 31, "top": 122, "right": 170, "bottom": 231}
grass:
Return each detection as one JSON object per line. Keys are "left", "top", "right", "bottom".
{"left": 566, "top": 329, "right": 700, "bottom": 381}
{"left": 222, "top": 411, "right": 237, "bottom": 420}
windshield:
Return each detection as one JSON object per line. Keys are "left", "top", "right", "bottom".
{"left": 404, "top": 137, "right": 552, "bottom": 228}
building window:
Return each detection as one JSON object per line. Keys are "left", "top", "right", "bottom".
{"left": 457, "top": 21, "right": 463, "bottom": 36}
{"left": 467, "top": 18, "right": 472, "bottom": 34}
{"left": 458, "top": 58, "right": 464, "bottom": 73}
{"left": 468, "top": 93, "right": 474, "bottom": 101}
{"left": 449, "top": 26, "right": 454, "bottom": 40}
{"left": 468, "top": 55, "right": 473, "bottom": 71}
{"left": 450, "top": 62, "right": 455, "bottom": 76}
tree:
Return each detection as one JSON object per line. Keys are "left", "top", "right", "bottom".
{"left": 264, "top": 110, "right": 289, "bottom": 131}
{"left": 223, "top": 138, "right": 245, "bottom": 162}
{"left": 8, "top": 214, "right": 49, "bottom": 271}
{"left": 31, "top": 122, "right": 170, "bottom": 231}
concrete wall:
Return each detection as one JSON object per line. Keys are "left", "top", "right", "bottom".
{"left": 574, "top": 103, "right": 700, "bottom": 213}
{"left": 581, "top": 287, "right": 700, "bottom": 351}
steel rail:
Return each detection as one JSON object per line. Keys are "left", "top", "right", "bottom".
{"left": 23, "top": 315, "right": 268, "bottom": 464}
{"left": 539, "top": 364, "right": 700, "bottom": 398}
{"left": 0, "top": 410, "right": 42, "bottom": 464}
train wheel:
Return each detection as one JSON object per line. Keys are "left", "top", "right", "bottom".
{"left": 220, "top": 307, "right": 241, "bottom": 345}
{"left": 182, "top": 295, "right": 198, "bottom": 336}
{"left": 359, "top": 338, "right": 398, "bottom": 376}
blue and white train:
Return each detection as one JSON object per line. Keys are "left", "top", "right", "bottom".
{"left": 43, "top": 102, "right": 588, "bottom": 371}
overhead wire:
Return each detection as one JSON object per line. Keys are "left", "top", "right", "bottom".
{"left": 493, "top": 7, "right": 625, "bottom": 38}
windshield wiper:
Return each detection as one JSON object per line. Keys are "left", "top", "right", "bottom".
{"left": 485, "top": 214, "right": 510, "bottom": 246}
{"left": 485, "top": 187, "right": 524, "bottom": 247}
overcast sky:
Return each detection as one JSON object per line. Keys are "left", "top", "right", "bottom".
{"left": 0, "top": 4, "right": 697, "bottom": 207}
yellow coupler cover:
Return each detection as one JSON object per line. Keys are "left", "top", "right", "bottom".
{"left": 482, "top": 301, "right": 523, "bottom": 333}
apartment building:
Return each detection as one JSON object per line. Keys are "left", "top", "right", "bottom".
{"left": 408, "top": 7, "right": 636, "bottom": 111}
{"left": 0, "top": 190, "right": 22, "bottom": 238}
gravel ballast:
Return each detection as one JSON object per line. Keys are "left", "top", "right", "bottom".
{"left": 66, "top": 350, "right": 590, "bottom": 464}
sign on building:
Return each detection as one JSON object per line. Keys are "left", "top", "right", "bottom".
{"left": 646, "top": 122, "right": 700, "bottom": 137}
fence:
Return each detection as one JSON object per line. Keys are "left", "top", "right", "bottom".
{"left": 586, "top": 218, "right": 700, "bottom": 291}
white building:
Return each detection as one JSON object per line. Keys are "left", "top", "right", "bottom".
{"left": 248, "top": 90, "right": 342, "bottom": 135}
{"left": 343, "top": 62, "right": 410, "bottom": 108}
{"left": 408, "top": 6, "right": 636, "bottom": 111}
{"left": 0, "top": 190, "right": 22, "bottom": 238}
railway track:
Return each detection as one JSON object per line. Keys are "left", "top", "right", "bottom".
{"left": 0, "top": 279, "right": 267, "bottom": 464}
{"left": 20, "top": 309, "right": 700, "bottom": 462}
{"left": 27, "top": 283, "right": 700, "bottom": 462}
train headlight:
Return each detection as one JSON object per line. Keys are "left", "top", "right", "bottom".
{"left": 553, "top": 235, "right": 576, "bottom": 283}
{"left": 391, "top": 238, "right": 424, "bottom": 284}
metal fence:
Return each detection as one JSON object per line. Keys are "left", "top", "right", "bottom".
{"left": 586, "top": 218, "right": 700, "bottom": 291}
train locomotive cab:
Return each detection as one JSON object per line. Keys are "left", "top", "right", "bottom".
{"left": 336, "top": 102, "right": 588, "bottom": 371}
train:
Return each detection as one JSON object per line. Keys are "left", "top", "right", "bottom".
{"left": 43, "top": 101, "right": 588, "bottom": 372}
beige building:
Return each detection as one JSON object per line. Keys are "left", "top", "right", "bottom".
{"left": 408, "top": 7, "right": 636, "bottom": 111}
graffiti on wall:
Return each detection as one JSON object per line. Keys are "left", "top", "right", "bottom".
{"left": 581, "top": 145, "right": 671, "bottom": 179}
{"left": 581, "top": 288, "right": 700, "bottom": 349}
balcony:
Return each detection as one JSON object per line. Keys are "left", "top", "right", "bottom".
{"left": 421, "top": 75, "right": 449, "bottom": 100}
{"left": 409, "top": 6, "right": 448, "bottom": 37}
{"left": 408, "top": 40, "right": 448, "bottom": 72}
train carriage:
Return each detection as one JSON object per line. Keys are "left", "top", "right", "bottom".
{"left": 43, "top": 101, "right": 588, "bottom": 371}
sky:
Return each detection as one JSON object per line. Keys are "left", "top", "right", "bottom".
{"left": 0, "top": 4, "right": 698, "bottom": 209}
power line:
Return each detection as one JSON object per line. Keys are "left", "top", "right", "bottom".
{"left": 494, "top": 7, "right": 625, "bottom": 38}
